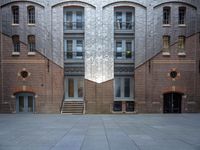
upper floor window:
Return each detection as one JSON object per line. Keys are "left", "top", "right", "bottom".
{"left": 178, "top": 36, "right": 185, "bottom": 50}
{"left": 64, "top": 39, "right": 84, "bottom": 60}
{"left": 179, "top": 7, "right": 186, "bottom": 25}
{"left": 163, "top": 7, "right": 170, "bottom": 25}
{"left": 28, "top": 6, "right": 35, "bottom": 24}
{"left": 114, "top": 7, "right": 134, "bottom": 30}
{"left": 163, "top": 35, "right": 170, "bottom": 50}
{"left": 12, "top": 6, "right": 19, "bottom": 24}
{"left": 115, "top": 77, "right": 133, "bottom": 99}
{"left": 115, "top": 40, "right": 134, "bottom": 59}
{"left": 65, "top": 77, "right": 83, "bottom": 99}
{"left": 64, "top": 7, "right": 84, "bottom": 30}
{"left": 28, "top": 35, "right": 36, "bottom": 52}
{"left": 12, "top": 35, "right": 20, "bottom": 52}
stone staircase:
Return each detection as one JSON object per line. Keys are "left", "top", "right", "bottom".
{"left": 61, "top": 101, "right": 84, "bottom": 114}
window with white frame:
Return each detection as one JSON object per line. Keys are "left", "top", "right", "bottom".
{"left": 115, "top": 40, "right": 134, "bottom": 59}
{"left": 64, "top": 7, "right": 84, "bottom": 30}
{"left": 114, "top": 7, "right": 134, "bottom": 30}
{"left": 163, "top": 7, "right": 171, "bottom": 25}
{"left": 27, "top": 6, "right": 35, "bottom": 24}
{"left": 64, "top": 39, "right": 84, "bottom": 60}
{"left": 12, "top": 35, "right": 20, "bottom": 52}
{"left": 12, "top": 6, "right": 19, "bottom": 24}
{"left": 28, "top": 35, "right": 36, "bottom": 52}
{"left": 163, "top": 35, "right": 170, "bottom": 50}
{"left": 178, "top": 36, "right": 185, "bottom": 50}
{"left": 114, "top": 77, "right": 133, "bottom": 99}
{"left": 179, "top": 7, "right": 186, "bottom": 25}
{"left": 65, "top": 77, "right": 83, "bottom": 99}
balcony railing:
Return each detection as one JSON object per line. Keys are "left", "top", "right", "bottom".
{"left": 114, "top": 51, "right": 134, "bottom": 60}
{"left": 114, "top": 22, "right": 134, "bottom": 31}
{"left": 64, "top": 51, "right": 84, "bottom": 60}
{"left": 64, "top": 22, "right": 84, "bottom": 31}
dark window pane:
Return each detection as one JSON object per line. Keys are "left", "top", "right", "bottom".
{"left": 19, "top": 96, "right": 24, "bottom": 112}
{"left": 124, "top": 78, "right": 130, "bottom": 97}
{"left": 115, "top": 78, "right": 121, "bottom": 97}
{"left": 68, "top": 78, "right": 74, "bottom": 97}
{"left": 113, "top": 101, "right": 122, "bottom": 111}
{"left": 126, "top": 101, "right": 134, "bottom": 112}
{"left": 67, "top": 40, "right": 73, "bottom": 58}
{"left": 163, "top": 7, "right": 170, "bottom": 24}
{"left": 126, "top": 42, "right": 132, "bottom": 58}
{"left": 179, "top": 7, "right": 186, "bottom": 24}
{"left": 126, "top": 12, "right": 132, "bottom": 29}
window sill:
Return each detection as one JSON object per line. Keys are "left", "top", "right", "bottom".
{"left": 162, "top": 52, "right": 170, "bottom": 56}
{"left": 114, "top": 98, "right": 134, "bottom": 101}
{"left": 12, "top": 24, "right": 19, "bottom": 26}
{"left": 28, "top": 52, "right": 36, "bottom": 56}
{"left": 27, "top": 24, "right": 36, "bottom": 26}
{"left": 178, "top": 24, "right": 186, "bottom": 27}
{"left": 162, "top": 24, "right": 171, "bottom": 27}
{"left": 64, "top": 98, "right": 83, "bottom": 101}
{"left": 178, "top": 52, "right": 186, "bottom": 56}
{"left": 12, "top": 52, "right": 20, "bottom": 56}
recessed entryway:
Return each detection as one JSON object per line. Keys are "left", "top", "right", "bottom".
{"left": 16, "top": 93, "right": 35, "bottom": 113}
{"left": 163, "top": 92, "right": 182, "bottom": 113}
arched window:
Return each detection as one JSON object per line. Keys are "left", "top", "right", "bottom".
{"left": 27, "top": 6, "right": 35, "bottom": 24}
{"left": 12, "top": 35, "right": 20, "bottom": 52}
{"left": 12, "top": 6, "right": 19, "bottom": 24}
{"left": 28, "top": 35, "right": 35, "bottom": 52}
{"left": 163, "top": 7, "right": 171, "bottom": 24}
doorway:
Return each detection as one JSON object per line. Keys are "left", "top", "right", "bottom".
{"left": 16, "top": 93, "right": 35, "bottom": 113}
{"left": 163, "top": 92, "right": 182, "bottom": 113}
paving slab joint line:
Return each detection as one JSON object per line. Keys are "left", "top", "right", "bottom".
{"left": 102, "top": 116, "right": 112, "bottom": 150}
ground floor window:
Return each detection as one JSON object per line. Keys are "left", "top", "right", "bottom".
{"left": 113, "top": 101, "right": 122, "bottom": 111}
{"left": 126, "top": 101, "right": 134, "bottom": 112}
{"left": 65, "top": 77, "right": 84, "bottom": 99}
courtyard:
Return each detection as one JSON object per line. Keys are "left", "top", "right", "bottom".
{"left": 0, "top": 114, "right": 200, "bottom": 150}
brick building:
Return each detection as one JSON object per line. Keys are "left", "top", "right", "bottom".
{"left": 0, "top": 0, "right": 200, "bottom": 114}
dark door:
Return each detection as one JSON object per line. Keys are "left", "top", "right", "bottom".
{"left": 16, "top": 93, "right": 35, "bottom": 113}
{"left": 163, "top": 93, "right": 182, "bottom": 113}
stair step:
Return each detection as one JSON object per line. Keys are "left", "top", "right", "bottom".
{"left": 61, "top": 101, "right": 84, "bottom": 114}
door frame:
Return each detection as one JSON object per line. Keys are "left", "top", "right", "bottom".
{"left": 16, "top": 93, "right": 35, "bottom": 113}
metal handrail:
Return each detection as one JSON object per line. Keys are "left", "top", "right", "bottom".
{"left": 114, "top": 22, "right": 134, "bottom": 30}
{"left": 63, "top": 22, "right": 84, "bottom": 30}
{"left": 60, "top": 93, "right": 65, "bottom": 114}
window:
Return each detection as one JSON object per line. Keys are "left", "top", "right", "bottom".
{"left": 113, "top": 101, "right": 122, "bottom": 111}
{"left": 163, "top": 7, "right": 170, "bottom": 24}
{"left": 65, "top": 77, "right": 84, "bottom": 99}
{"left": 12, "top": 6, "right": 19, "bottom": 24}
{"left": 126, "top": 101, "right": 134, "bottom": 112}
{"left": 64, "top": 8, "right": 84, "bottom": 30}
{"left": 178, "top": 36, "right": 185, "bottom": 50}
{"left": 114, "top": 7, "right": 134, "bottom": 30}
{"left": 28, "top": 35, "right": 35, "bottom": 52}
{"left": 27, "top": 6, "right": 35, "bottom": 24}
{"left": 12, "top": 35, "right": 20, "bottom": 52}
{"left": 115, "top": 40, "right": 134, "bottom": 59}
{"left": 64, "top": 39, "right": 84, "bottom": 60}
{"left": 179, "top": 7, "right": 186, "bottom": 25}
{"left": 115, "top": 77, "right": 133, "bottom": 99}
{"left": 163, "top": 35, "right": 170, "bottom": 50}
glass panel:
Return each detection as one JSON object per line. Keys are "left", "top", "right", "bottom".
{"left": 126, "top": 12, "right": 132, "bottom": 29}
{"left": 68, "top": 78, "right": 74, "bottom": 97}
{"left": 66, "top": 11, "right": 73, "bottom": 29}
{"left": 113, "top": 101, "right": 122, "bottom": 111}
{"left": 76, "top": 40, "right": 83, "bottom": 58}
{"left": 178, "top": 36, "right": 185, "bottom": 49}
{"left": 124, "top": 78, "right": 130, "bottom": 97}
{"left": 116, "top": 12, "right": 122, "bottom": 29}
{"left": 115, "top": 78, "right": 121, "bottom": 97}
{"left": 116, "top": 42, "right": 122, "bottom": 58}
{"left": 19, "top": 96, "right": 24, "bottom": 112}
{"left": 163, "top": 7, "right": 170, "bottom": 24}
{"left": 126, "top": 101, "right": 134, "bottom": 112}
{"left": 78, "top": 79, "right": 83, "bottom": 98}
{"left": 76, "top": 11, "right": 83, "bottom": 29}
{"left": 179, "top": 8, "right": 185, "bottom": 24}
{"left": 126, "top": 42, "right": 132, "bottom": 58}
{"left": 163, "top": 36, "right": 170, "bottom": 49}
{"left": 28, "top": 96, "right": 33, "bottom": 112}
{"left": 67, "top": 40, "right": 73, "bottom": 58}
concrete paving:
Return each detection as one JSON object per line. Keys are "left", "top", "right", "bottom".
{"left": 0, "top": 114, "right": 200, "bottom": 150}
